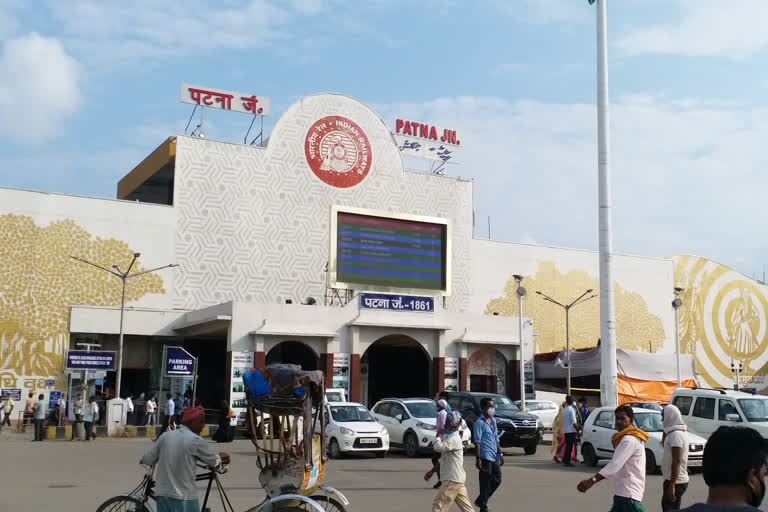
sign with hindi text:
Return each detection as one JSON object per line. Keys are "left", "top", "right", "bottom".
{"left": 180, "top": 84, "right": 271, "bottom": 116}
{"left": 1, "top": 388, "right": 21, "bottom": 401}
{"left": 360, "top": 292, "right": 434, "bottom": 312}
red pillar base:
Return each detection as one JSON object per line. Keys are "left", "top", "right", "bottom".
{"left": 319, "top": 353, "right": 334, "bottom": 387}
{"left": 253, "top": 351, "right": 265, "bottom": 370}
{"left": 349, "top": 354, "right": 361, "bottom": 403}
{"left": 433, "top": 357, "right": 445, "bottom": 395}
{"left": 459, "top": 358, "right": 468, "bottom": 391}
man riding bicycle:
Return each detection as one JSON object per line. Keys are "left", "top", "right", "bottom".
{"left": 140, "top": 406, "right": 231, "bottom": 512}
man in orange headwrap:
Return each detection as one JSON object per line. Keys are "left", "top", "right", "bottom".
{"left": 140, "top": 406, "right": 231, "bottom": 512}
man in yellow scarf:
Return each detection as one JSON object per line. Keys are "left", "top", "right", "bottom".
{"left": 577, "top": 405, "right": 649, "bottom": 512}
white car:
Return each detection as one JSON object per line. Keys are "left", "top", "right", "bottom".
{"left": 581, "top": 406, "right": 707, "bottom": 474}
{"left": 322, "top": 402, "right": 389, "bottom": 458}
{"left": 515, "top": 400, "right": 559, "bottom": 430}
{"left": 671, "top": 388, "right": 768, "bottom": 439}
{"left": 371, "top": 398, "right": 470, "bottom": 457}
{"left": 326, "top": 388, "right": 347, "bottom": 403}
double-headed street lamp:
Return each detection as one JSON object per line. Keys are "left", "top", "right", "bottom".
{"left": 536, "top": 289, "right": 598, "bottom": 395}
{"left": 71, "top": 253, "right": 177, "bottom": 400}
{"left": 672, "top": 287, "right": 684, "bottom": 388}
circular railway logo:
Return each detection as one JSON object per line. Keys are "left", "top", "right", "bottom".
{"left": 304, "top": 115, "right": 372, "bottom": 188}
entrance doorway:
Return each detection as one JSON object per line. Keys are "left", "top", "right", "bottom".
{"left": 184, "top": 338, "right": 227, "bottom": 410}
{"left": 266, "top": 341, "right": 319, "bottom": 371}
{"left": 362, "top": 335, "right": 430, "bottom": 406}
{"left": 468, "top": 348, "right": 507, "bottom": 394}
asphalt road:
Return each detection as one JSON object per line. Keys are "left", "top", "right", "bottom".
{"left": 0, "top": 431, "right": 713, "bottom": 511}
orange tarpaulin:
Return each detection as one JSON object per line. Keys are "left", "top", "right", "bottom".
{"left": 618, "top": 375, "right": 696, "bottom": 404}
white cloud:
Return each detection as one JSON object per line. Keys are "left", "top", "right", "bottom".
{"left": 0, "top": 33, "right": 80, "bottom": 144}
{"left": 616, "top": 0, "right": 768, "bottom": 58}
{"left": 377, "top": 94, "right": 768, "bottom": 275}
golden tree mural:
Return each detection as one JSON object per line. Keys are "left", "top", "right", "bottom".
{"left": 0, "top": 214, "right": 165, "bottom": 377}
{"left": 485, "top": 261, "right": 665, "bottom": 354}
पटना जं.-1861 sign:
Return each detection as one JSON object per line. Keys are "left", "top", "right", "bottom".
{"left": 360, "top": 292, "right": 434, "bottom": 312}
{"left": 180, "top": 84, "right": 271, "bottom": 116}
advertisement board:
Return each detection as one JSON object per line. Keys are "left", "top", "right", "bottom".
{"left": 230, "top": 351, "right": 254, "bottom": 420}
{"left": 332, "top": 353, "right": 351, "bottom": 392}
{"left": 443, "top": 358, "right": 458, "bottom": 392}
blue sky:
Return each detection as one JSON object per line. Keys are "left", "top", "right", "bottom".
{"left": 2, "top": 0, "right": 768, "bottom": 278}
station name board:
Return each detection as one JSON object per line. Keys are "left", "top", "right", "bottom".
{"left": 180, "top": 83, "right": 271, "bottom": 116}
{"left": 361, "top": 292, "right": 435, "bottom": 312}
{"left": 395, "top": 119, "right": 461, "bottom": 146}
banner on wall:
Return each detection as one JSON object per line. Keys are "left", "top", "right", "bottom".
{"left": 1, "top": 388, "right": 22, "bottom": 401}
{"left": 443, "top": 358, "right": 458, "bottom": 392}
{"left": 230, "top": 351, "right": 254, "bottom": 420}
{"left": 332, "top": 353, "right": 350, "bottom": 393}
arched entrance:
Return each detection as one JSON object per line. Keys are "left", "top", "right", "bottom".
{"left": 362, "top": 335, "right": 430, "bottom": 406}
{"left": 266, "top": 341, "right": 319, "bottom": 371}
{"left": 468, "top": 348, "right": 507, "bottom": 394}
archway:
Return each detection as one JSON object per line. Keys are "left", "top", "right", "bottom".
{"left": 362, "top": 335, "right": 430, "bottom": 407}
{"left": 468, "top": 348, "right": 507, "bottom": 394}
{"left": 266, "top": 341, "right": 319, "bottom": 371}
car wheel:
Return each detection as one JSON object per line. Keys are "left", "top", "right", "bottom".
{"left": 328, "top": 438, "right": 342, "bottom": 459}
{"left": 404, "top": 432, "right": 419, "bottom": 458}
{"left": 375, "top": 451, "right": 386, "bottom": 458}
{"left": 524, "top": 443, "right": 537, "bottom": 455}
{"left": 645, "top": 449, "right": 658, "bottom": 475}
{"left": 582, "top": 443, "right": 598, "bottom": 467}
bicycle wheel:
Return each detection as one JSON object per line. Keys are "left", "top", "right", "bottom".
{"left": 95, "top": 495, "right": 150, "bottom": 512}
{"left": 308, "top": 495, "right": 347, "bottom": 512}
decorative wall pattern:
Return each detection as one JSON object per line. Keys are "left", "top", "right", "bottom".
{"left": 674, "top": 255, "right": 768, "bottom": 390}
{"left": 0, "top": 214, "right": 165, "bottom": 390}
{"left": 174, "top": 94, "right": 473, "bottom": 314}
{"left": 485, "top": 261, "right": 666, "bottom": 354}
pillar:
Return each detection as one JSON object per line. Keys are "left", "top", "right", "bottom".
{"left": 319, "top": 353, "right": 334, "bottom": 387}
{"left": 433, "top": 357, "right": 445, "bottom": 395}
{"left": 349, "top": 354, "right": 361, "bottom": 402}
{"left": 507, "top": 360, "right": 521, "bottom": 401}
{"left": 459, "top": 357, "right": 468, "bottom": 391}
{"left": 253, "top": 351, "right": 265, "bottom": 370}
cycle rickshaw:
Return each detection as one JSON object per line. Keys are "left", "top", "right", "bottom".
{"left": 95, "top": 364, "right": 349, "bottom": 512}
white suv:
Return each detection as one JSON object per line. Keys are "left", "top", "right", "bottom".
{"left": 671, "top": 387, "right": 768, "bottom": 439}
{"left": 370, "top": 398, "right": 441, "bottom": 457}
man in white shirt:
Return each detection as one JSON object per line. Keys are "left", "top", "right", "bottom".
{"left": 126, "top": 394, "right": 135, "bottom": 425}
{"left": 431, "top": 411, "right": 473, "bottom": 512}
{"left": 141, "top": 406, "right": 230, "bottom": 512}
{"left": 561, "top": 395, "right": 579, "bottom": 466}
{"left": 157, "top": 393, "right": 175, "bottom": 438}
{"left": 662, "top": 404, "right": 690, "bottom": 511}
{"left": 577, "top": 405, "right": 649, "bottom": 512}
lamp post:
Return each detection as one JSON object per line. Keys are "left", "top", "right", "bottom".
{"left": 71, "top": 254, "right": 177, "bottom": 401}
{"left": 672, "top": 287, "right": 684, "bottom": 388}
{"left": 513, "top": 275, "right": 527, "bottom": 411}
{"left": 536, "top": 289, "right": 598, "bottom": 395}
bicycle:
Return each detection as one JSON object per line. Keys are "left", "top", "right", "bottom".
{"left": 95, "top": 463, "right": 348, "bottom": 512}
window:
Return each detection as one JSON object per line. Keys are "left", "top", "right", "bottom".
{"left": 447, "top": 396, "right": 462, "bottom": 411}
{"left": 460, "top": 397, "right": 476, "bottom": 413}
{"left": 738, "top": 399, "right": 768, "bottom": 422}
{"left": 718, "top": 400, "right": 741, "bottom": 421}
{"left": 692, "top": 397, "right": 716, "bottom": 420}
{"left": 374, "top": 402, "right": 391, "bottom": 417}
{"left": 525, "top": 402, "right": 539, "bottom": 411}
{"left": 594, "top": 411, "right": 614, "bottom": 429}
{"left": 390, "top": 403, "right": 407, "bottom": 419}
{"left": 544, "top": 402, "right": 557, "bottom": 410}
{"left": 673, "top": 396, "right": 693, "bottom": 416}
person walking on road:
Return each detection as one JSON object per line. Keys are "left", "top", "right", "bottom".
{"left": 2, "top": 394, "right": 14, "bottom": 428}
{"left": 425, "top": 399, "right": 450, "bottom": 489}
{"left": 126, "top": 393, "right": 135, "bottom": 425}
{"left": 145, "top": 395, "right": 157, "bottom": 426}
{"left": 661, "top": 404, "right": 690, "bottom": 511}
{"left": 678, "top": 426, "right": 768, "bottom": 512}
{"left": 23, "top": 392, "right": 35, "bottom": 430}
{"left": 578, "top": 397, "right": 589, "bottom": 423}
{"left": 83, "top": 396, "right": 97, "bottom": 441}
{"left": 473, "top": 397, "right": 503, "bottom": 512}
{"left": 161, "top": 393, "right": 176, "bottom": 435}
{"left": 174, "top": 393, "right": 183, "bottom": 427}
{"left": 140, "top": 406, "right": 231, "bottom": 512}
{"left": 577, "top": 404, "right": 649, "bottom": 512}
{"left": 33, "top": 393, "right": 46, "bottom": 441}
{"left": 431, "top": 411, "right": 473, "bottom": 512}
{"left": 561, "top": 395, "right": 579, "bottom": 467}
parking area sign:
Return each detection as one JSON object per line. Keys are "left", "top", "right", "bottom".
{"left": 165, "top": 347, "right": 195, "bottom": 377}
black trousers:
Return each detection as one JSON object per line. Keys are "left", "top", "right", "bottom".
{"left": 563, "top": 432, "right": 578, "bottom": 464}
{"left": 1, "top": 412, "right": 11, "bottom": 426}
{"left": 476, "top": 459, "right": 501, "bottom": 511}
{"left": 33, "top": 418, "right": 44, "bottom": 440}
{"left": 662, "top": 480, "right": 688, "bottom": 511}
{"left": 431, "top": 451, "right": 441, "bottom": 481}
{"left": 84, "top": 421, "right": 94, "bottom": 440}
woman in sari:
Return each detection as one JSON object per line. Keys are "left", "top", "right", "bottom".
{"left": 551, "top": 401, "right": 576, "bottom": 463}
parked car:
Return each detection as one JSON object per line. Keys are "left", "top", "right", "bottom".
{"left": 326, "top": 388, "right": 347, "bottom": 403}
{"left": 671, "top": 387, "right": 768, "bottom": 439}
{"left": 514, "top": 400, "right": 559, "bottom": 430}
{"left": 444, "top": 392, "right": 543, "bottom": 455}
{"left": 320, "top": 402, "right": 389, "bottom": 458}
{"left": 581, "top": 406, "right": 707, "bottom": 474}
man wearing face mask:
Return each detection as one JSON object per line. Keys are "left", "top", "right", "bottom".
{"left": 473, "top": 397, "right": 503, "bottom": 512}
{"left": 678, "top": 426, "right": 768, "bottom": 512}
{"left": 577, "top": 405, "right": 649, "bottom": 512}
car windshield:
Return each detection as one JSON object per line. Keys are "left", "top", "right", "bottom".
{"left": 327, "top": 393, "right": 343, "bottom": 403}
{"left": 738, "top": 399, "right": 768, "bottom": 422}
{"left": 330, "top": 405, "right": 375, "bottom": 422}
{"left": 405, "top": 402, "right": 437, "bottom": 418}
{"left": 633, "top": 412, "right": 663, "bottom": 432}
{"left": 479, "top": 395, "right": 520, "bottom": 412}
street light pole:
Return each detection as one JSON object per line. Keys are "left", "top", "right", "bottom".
{"left": 536, "top": 289, "right": 598, "bottom": 395}
{"left": 672, "top": 287, "right": 684, "bottom": 388}
{"left": 71, "top": 254, "right": 177, "bottom": 401}
{"left": 513, "top": 275, "right": 527, "bottom": 411}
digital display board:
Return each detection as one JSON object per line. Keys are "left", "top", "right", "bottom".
{"left": 329, "top": 206, "right": 450, "bottom": 295}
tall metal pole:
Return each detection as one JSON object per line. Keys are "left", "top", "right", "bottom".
{"left": 596, "top": 0, "right": 618, "bottom": 408}
{"left": 518, "top": 289, "right": 526, "bottom": 411}
{"left": 116, "top": 278, "right": 127, "bottom": 400}
{"left": 674, "top": 306, "right": 681, "bottom": 387}
{"left": 566, "top": 308, "right": 571, "bottom": 395}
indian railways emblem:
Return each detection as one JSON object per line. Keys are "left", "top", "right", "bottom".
{"left": 304, "top": 116, "right": 372, "bottom": 188}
